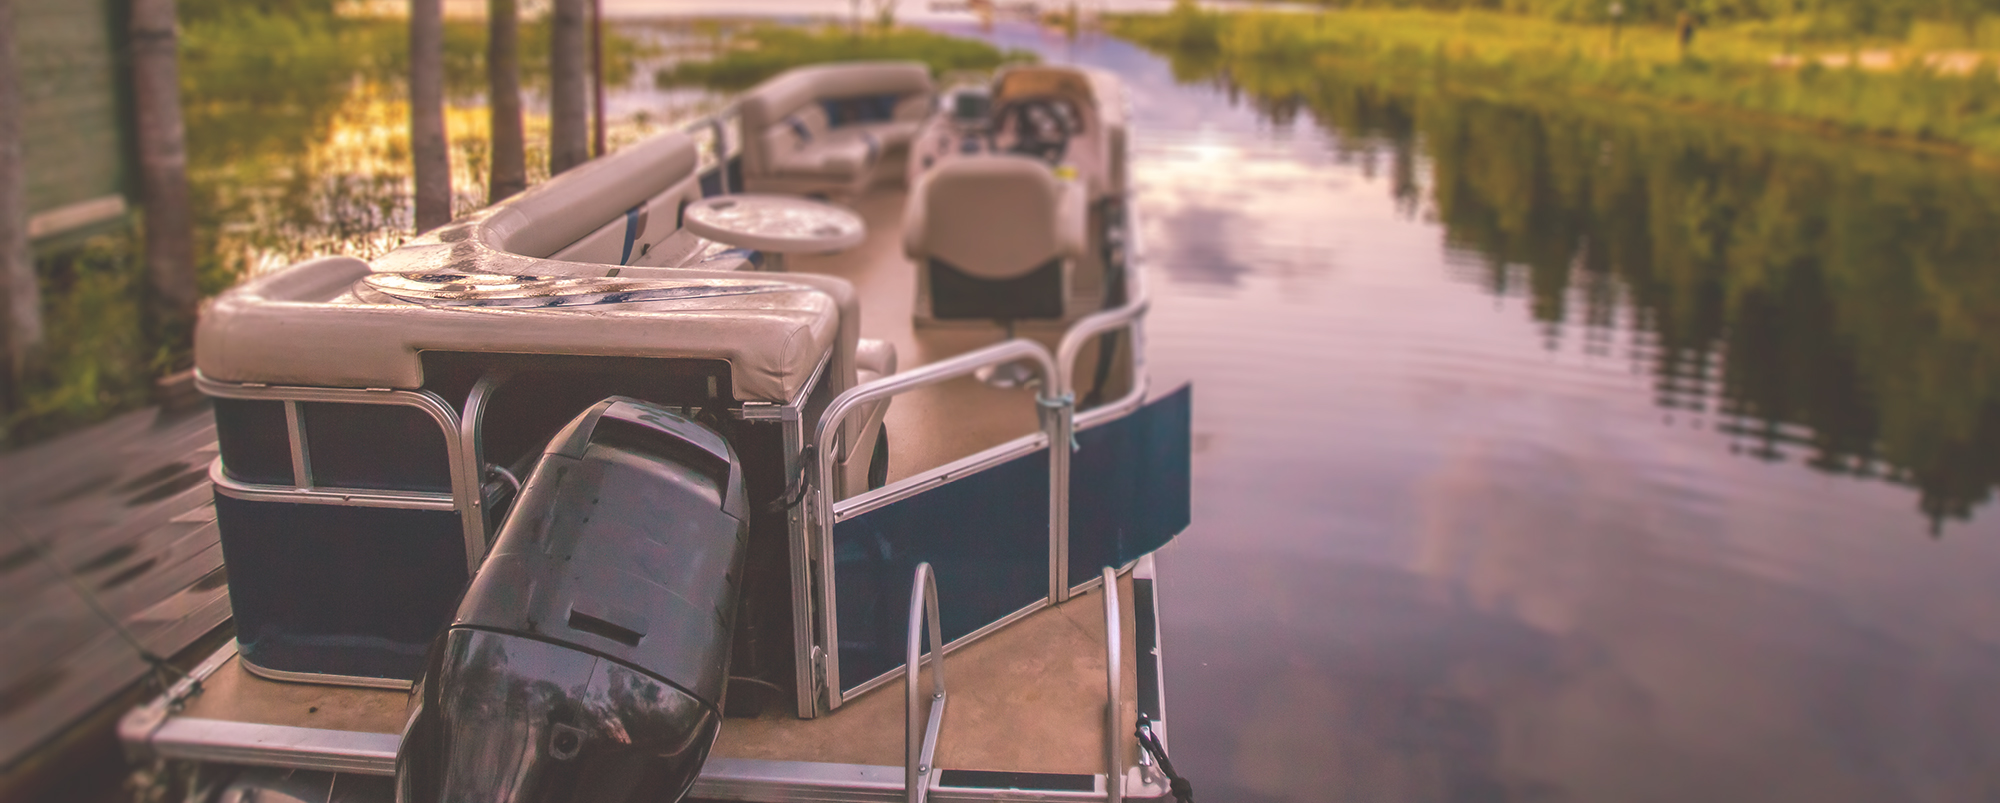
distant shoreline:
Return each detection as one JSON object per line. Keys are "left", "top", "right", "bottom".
{"left": 1107, "top": 5, "right": 2000, "bottom": 165}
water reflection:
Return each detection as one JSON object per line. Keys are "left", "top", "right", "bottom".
{"left": 1131, "top": 41, "right": 2000, "bottom": 531}
{"left": 182, "top": 16, "right": 721, "bottom": 275}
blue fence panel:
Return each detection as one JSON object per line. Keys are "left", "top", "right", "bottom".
{"left": 1067, "top": 384, "right": 1193, "bottom": 588}
{"left": 832, "top": 447, "right": 1051, "bottom": 694}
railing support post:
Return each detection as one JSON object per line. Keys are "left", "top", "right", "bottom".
{"left": 1044, "top": 392, "right": 1075, "bottom": 603}
{"left": 907, "top": 563, "right": 948, "bottom": 803}
{"left": 1103, "top": 565, "right": 1123, "bottom": 803}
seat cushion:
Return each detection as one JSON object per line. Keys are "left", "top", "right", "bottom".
{"left": 196, "top": 257, "right": 839, "bottom": 405}
{"left": 904, "top": 155, "right": 1088, "bottom": 280}
{"left": 770, "top": 129, "right": 882, "bottom": 180}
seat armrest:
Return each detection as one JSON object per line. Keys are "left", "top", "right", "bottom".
{"left": 855, "top": 337, "right": 898, "bottom": 379}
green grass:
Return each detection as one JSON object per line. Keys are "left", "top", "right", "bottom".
{"left": 1109, "top": 3, "right": 2000, "bottom": 159}
{"left": 3, "top": 226, "right": 162, "bottom": 448}
{"left": 656, "top": 23, "right": 1035, "bottom": 91}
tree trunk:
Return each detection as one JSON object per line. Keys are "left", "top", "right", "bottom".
{"left": 0, "top": 0, "right": 41, "bottom": 385}
{"left": 410, "top": 0, "right": 451, "bottom": 232}
{"left": 487, "top": 0, "right": 527, "bottom": 203}
{"left": 549, "top": 0, "right": 589, "bottom": 174}
{"left": 590, "top": 0, "right": 605, "bottom": 159}
{"left": 130, "top": 0, "right": 199, "bottom": 344}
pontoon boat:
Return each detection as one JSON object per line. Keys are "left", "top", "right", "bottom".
{"left": 119, "top": 62, "right": 1191, "bottom": 803}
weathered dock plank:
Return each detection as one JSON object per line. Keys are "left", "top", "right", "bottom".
{"left": 0, "top": 404, "right": 229, "bottom": 770}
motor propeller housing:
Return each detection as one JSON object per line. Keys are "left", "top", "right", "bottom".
{"left": 397, "top": 397, "right": 749, "bottom": 803}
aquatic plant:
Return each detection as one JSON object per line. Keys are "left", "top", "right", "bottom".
{"left": 655, "top": 24, "right": 1036, "bottom": 91}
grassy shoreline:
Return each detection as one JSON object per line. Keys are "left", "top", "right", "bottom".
{"left": 1108, "top": 4, "right": 2000, "bottom": 163}
{"left": 655, "top": 23, "right": 1034, "bottom": 91}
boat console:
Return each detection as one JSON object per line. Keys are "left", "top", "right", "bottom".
{"left": 123, "top": 62, "right": 1190, "bottom": 803}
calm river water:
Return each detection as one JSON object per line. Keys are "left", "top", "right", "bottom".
{"left": 906, "top": 16, "right": 2000, "bottom": 803}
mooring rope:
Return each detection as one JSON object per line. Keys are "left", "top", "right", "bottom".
{"left": 1136, "top": 719, "right": 1195, "bottom": 803}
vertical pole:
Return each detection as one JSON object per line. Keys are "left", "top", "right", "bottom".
{"left": 0, "top": 0, "right": 40, "bottom": 387}
{"left": 1103, "top": 566, "right": 1122, "bottom": 803}
{"left": 410, "top": 0, "right": 451, "bottom": 232}
{"left": 590, "top": 0, "right": 606, "bottom": 158}
{"left": 549, "top": 0, "right": 589, "bottom": 174}
{"left": 130, "top": 0, "right": 199, "bottom": 340}
{"left": 487, "top": 0, "right": 527, "bottom": 202}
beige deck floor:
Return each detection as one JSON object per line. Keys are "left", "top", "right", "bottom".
{"left": 178, "top": 656, "right": 406, "bottom": 735}
{"left": 712, "top": 573, "right": 1141, "bottom": 775}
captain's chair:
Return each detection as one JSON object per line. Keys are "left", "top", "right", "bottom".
{"left": 905, "top": 155, "right": 1087, "bottom": 326}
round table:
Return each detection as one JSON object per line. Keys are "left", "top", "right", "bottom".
{"left": 682, "top": 194, "right": 866, "bottom": 269}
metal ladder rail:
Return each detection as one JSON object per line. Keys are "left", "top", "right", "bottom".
{"left": 906, "top": 562, "right": 948, "bottom": 803}
{"left": 1103, "top": 565, "right": 1124, "bottom": 803}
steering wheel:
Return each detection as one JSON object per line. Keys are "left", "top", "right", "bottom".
{"left": 998, "top": 99, "right": 1078, "bottom": 164}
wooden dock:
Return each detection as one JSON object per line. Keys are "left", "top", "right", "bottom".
{"left": 0, "top": 401, "right": 229, "bottom": 777}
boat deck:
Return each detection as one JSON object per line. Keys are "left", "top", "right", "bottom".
{"left": 136, "top": 569, "right": 1150, "bottom": 798}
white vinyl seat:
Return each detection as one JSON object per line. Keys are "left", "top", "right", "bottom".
{"left": 904, "top": 155, "right": 1087, "bottom": 325}
{"left": 739, "top": 62, "right": 934, "bottom": 197}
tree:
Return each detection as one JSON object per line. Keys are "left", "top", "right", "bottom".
{"left": 410, "top": 0, "right": 450, "bottom": 232}
{"left": 488, "top": 0, "right": 527, "bottom": 202}
{"left": 550, "top": 0, "right": 589, "bottom": 174}
{"left": 0, "top": 0, "right": 40, "bottom": 387}
{"left": 130, "top": 0, "right": 199, "bottom": 344}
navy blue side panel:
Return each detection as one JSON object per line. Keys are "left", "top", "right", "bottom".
{"left": 819, "top": 94, "right": 900, "bottom": 126}
{"left": 213, "top": 398, "right": 292, "bottom": 486}
{"left": 300, "top": 402, "right": 453, "bottom": 493}
{"left": 1068, "top": 385, "right": 1193, "bottom": 588}
{"left": 833, "top": 449, "right": 1050, "bottom": 692}
{"left": 698, "top": 156, "right": 747, "bottom": 198}
{"left": 216, "top": 494, "right": 467, "bottom": 681}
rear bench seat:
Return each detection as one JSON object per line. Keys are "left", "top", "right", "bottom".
{"left": 738, "top": 62, "right": 934, "bottom": 197}
{"left": 214, "top": 125, "right": 895, "bottom": 489}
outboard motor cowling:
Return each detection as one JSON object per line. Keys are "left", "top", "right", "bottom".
{"left": 397, "top": 397, "right": 748, "bottom": 803}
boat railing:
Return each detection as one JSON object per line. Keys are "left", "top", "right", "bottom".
{"left": 906, "top": 562, "right": 948, "bottom": 803}
{"left": 1102, "top": 565, "right": 1124, "bottom": 803}
{"left": 813, "top": 337, "right": 1069, "bottom": 601}
{"left": 1055, "top": 244, "right": 1152, "bottom": 430}
{"left": 680, "top": 106, "right": 742, "bottom": 195}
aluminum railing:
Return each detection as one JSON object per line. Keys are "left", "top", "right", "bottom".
{"left": 1102, "top": 565, "right": 1125, "bottom": 803}
{"left": 680, "top": 107, "right": 740, "bottom": 195}
{"left": 906, "top": 563, "right": 948, "bottom": 803}
{"left": 813, "top": 339, "right": 1068, "bottom": 696}
{"left": 1055, "top": 239, "right": 1152, "bottom": 432}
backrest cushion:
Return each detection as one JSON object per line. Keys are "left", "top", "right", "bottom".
{"left": 905, "top": 156, "right": 1064, "bottom": 280}
{"left": 740, "top": 62, "right": 933, "bottom": 172}
{"left": 482, "top": 132, "right": 700, "bottom": 259}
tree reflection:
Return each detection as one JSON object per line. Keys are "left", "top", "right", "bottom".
{"left": 1134, "top": 40, "right": 2000, "bottom": 531}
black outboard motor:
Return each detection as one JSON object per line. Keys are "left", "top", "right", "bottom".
{"left": 396, "top": 397, "right": 748, "bottom": 803}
